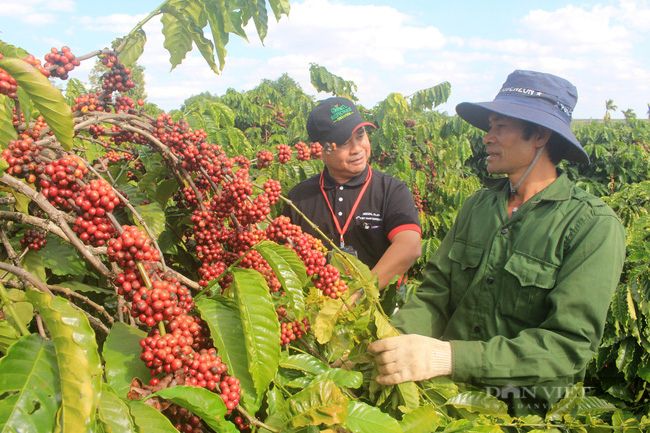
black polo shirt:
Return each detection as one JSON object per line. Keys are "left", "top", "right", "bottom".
{"left": 283, "top": 165, "right": 421, "bottom": 268}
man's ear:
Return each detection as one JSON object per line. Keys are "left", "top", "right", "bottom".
{"left": 535, "top": 126, "right": 552, "bottom": 148}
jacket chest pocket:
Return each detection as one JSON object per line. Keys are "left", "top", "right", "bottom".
{"left": 501, "top": 251, "right": 559, "bottom": 325}
{"left": 448, "top": 240, "right": 483, "bottom": 307}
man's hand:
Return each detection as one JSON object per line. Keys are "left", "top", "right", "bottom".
{"left": 367, "top": 335, "right": 452, "bottom": 385}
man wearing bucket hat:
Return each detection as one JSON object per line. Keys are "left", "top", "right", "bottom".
{"left": 284, "top": 96, "right": 422, "bottom": 289}
{"left": 369, "top": 70, "right": 625, "bottom": 414}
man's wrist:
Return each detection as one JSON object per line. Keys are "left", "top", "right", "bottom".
{"left": 431, "top": 340, "right": 452, "bottom": 376}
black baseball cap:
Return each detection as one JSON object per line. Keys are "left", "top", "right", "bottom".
{"left": 307, "top": 97, "right": 376, "bottom": 146}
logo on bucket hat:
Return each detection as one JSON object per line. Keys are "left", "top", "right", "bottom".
{"left": 307, "top": 97, "right": 376, "bottom": 147}
{"left": 455, "top": 70, "right": 589, "bottom": 164}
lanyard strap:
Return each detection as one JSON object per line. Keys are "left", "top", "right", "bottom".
{"left": 319, "top": 167, "right": 373, "bottom": 247}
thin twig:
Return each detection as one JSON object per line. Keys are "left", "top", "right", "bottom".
{"left": 35, "top": 314, "right": 47, "bottom": 338}
{"left": 86, "top": 156, "right": 167, "bottom": 271}
{"left": 0, "top": 211, "right": 106, "bottom": 255}
{"left": 236, "top": 405, "right": 279, "bottom": 433}
{"left": 0, "top": 173, "right": 112, "bottom": 277}
{"left": 0, "top": 261, "right": 51, "bottom": 294}
{"left": 50, "top": 285, "right": 114, "bottom": 324}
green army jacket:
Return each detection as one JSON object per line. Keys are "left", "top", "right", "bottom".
{"left": 392, "top": 173, "right": 625, "bottom": 413}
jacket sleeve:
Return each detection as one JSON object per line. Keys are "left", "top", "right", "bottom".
{"left": 390, "top": 194, "right": 477, "bottom": 337}
{"left": 450, "top": 212, "right": 626, "bottom": 385}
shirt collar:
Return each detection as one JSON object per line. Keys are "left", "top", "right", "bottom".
{"left": 322, "top": 165, "right": 370, "bottom": 189}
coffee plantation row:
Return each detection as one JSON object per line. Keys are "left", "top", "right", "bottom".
{"left": 1, "top": 1, "right": 649, "bottom": 432}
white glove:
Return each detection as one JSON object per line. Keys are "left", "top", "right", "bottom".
{"left": 368, "top": 334, "right": 452, "bottom": 385}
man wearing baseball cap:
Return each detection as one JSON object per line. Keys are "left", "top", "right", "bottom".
{"left": 369, "top": 70, "right": 625, "bottom": 414}
{"left": 284, "top": 96, "right": 422, "bottom": 289}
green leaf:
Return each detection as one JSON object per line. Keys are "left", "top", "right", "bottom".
{"left": 16, "top": 84, "right": 33, "bottom": 125}
{"left": 195, "top": 296, "right": 257, "bottom": 411}
{"left": 314, "top": 369, "right": 363, "bottom": 390}
{"left": 0, "top": 57, "right": 73, "bottom": 149}
{"left": 40, "top": 236, "right": 86, "bottom": 276}
{"left": 103, "top": 322, "right": 150, "bottom": 398}
{"left": 1, "top": 300, "right": 33, "bottom": 332}
{"left": 397, "top": 381, "right": 420, "bottom": 409}
{"left": 205, "top": 2, "right": 230, "bottom": 71}
{"left": 160, "top": 8, "right": 193, "bottom": 70}
{"left": 127, "top": 400, "right": 177, "bottom": 433}
{"left": 399, "top": 405, "right": 442, "bottom": 433}
{"left": 445, "top": 391, "right": 509, "bottom": 416}
{"left": 280, "top": 353, "right": 328, "bottom": 375}
{"left": 133, "top": 202, "right": 166, "bottom": 240}
{"left": 232, "top": 268, "right": 281, "bottom": 408}
{"left": 288, "top": 380, "right": 348, "bottom": 428}
{"left": 26, "top": 290, "right": 102, "bottom": 433}
{"left": 330, "top": 250, "right": 377, "bottom": 299}
{"left": 268, "top": 0, "right": 291, "bottom": 21}
{"left": 57, "top": 280, "right": 112, "bottom": 295}
{"left": 151, "top": 386, "right": 238, "bottom": 433}
{"left": 243, "top": 0, "right": 270, "bottom": 42}
{"left": 64, "top": 79, "right": 87, "bottom": 105}
{"left": 409, "top": 82, "right": 452, "bottom": 111}
{"left": 0, "top": 96, "right": 17, "bottom": 147}
{"left": 21, "top": 250, "right": 46, "bottom": 287}
{"left": 117, "top": 30, "right": 147, "bottom": 67}
{"left": 313, "top": 298, "right": 344, "bottom": 344}
{"left": 0, "top": 321, "right": 21, "bottom": 353}
{"left": 255, "top": 240, "right": 307, "bottom": 316}
{"left": 97, "top": 387, "right": 137, "bottom": 433}
{"left": 0, "top": 334, "right": 59, "bottom": 433}
{"left": 309, "top": 63, "right": 357, "bottom": 100}
{"left": 374, "top": 310, "right": 400, "bottom": 339}
{"left": 345, "top": 400, "right": 402, "bottom": 433}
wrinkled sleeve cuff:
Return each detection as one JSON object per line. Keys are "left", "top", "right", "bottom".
{"left": 450, "top": 340, "right": 484, "bottom": 382}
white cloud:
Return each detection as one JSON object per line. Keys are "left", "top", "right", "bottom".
{"left": 522, "top": 4, "right": 631, "bottom": 54}
{"left": 0, "top": 0, "right": 74, "bottom": 23}
{"left": 32, "top": 0, "right": 646, "bottom": 120}
{"left": 77, "top": 14, "right": 147, "bottom": 34}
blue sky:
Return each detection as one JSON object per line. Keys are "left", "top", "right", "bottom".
{"left": 1, "top": 0, "right": 649, "bottom": 119}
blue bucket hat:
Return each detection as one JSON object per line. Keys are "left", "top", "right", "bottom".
{"left": 456, "top": 70, "right": 589, "bottom": 164}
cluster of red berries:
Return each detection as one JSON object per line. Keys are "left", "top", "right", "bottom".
{"left": 280, "top": 318, "right": 310, "bottom": 346}
{"left": 107, "top": 225, "right": 160, "bottom": 269}
{"left": 0, "top": 68, "right": 18, "bottom": 98}
{"left": 295, "top": 141, "right": 311, "bottom": 161}
{"left": 255, "top": 150, "right": 273, "bottom": 169}
{"left": 39, "top": 155, "right": 88, "bottom": 211}
{"left": 75, "top": 178, "right": 121, "bottom": 215}
{"left": 100, "top": 53, "right": 135, "bottom": 94}
{"left": 1, "top": 137, "right": 42, "bottom": 183}
{"left": 276, "top": 144, "right": 292, "bottom": 164}
{"left": 130, "top": 278, "right": 193, "bottom": 327}
{"left": 22, "top": 54, "right": 50, "bottom": 77}
{"left": 20, "top": 229, "right": 47, "bottom": 251}
{"left": 310, "top": 141, "right": 323, "bottom": 158}
{"left": 44, "top": 46, "right": 80, "bottom": 80}
{"left": 266, "top": 216, "right": 347, "bottom": 299}
{"left": 164, "top": 404, "right": 205, "bottom": 433}
{"left": 73, "top": 92, "right": 108, "bottom": 113}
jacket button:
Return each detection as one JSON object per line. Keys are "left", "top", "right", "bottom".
{"left": 500, "top": 227, "right": 509, "bottom": 235}
{"left": 486, "top": 276, "right": 495, "bottom": 285}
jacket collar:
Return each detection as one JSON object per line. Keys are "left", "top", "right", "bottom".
{"left": 492, "top": 170, "right": 572, "bottom": 202}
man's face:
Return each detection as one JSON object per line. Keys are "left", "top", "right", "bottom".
{"left": 483, "top": 114, "right": 539, "bottom": 176}
{"left": 322, "top": 127, "right": 371, "bottom": 183}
